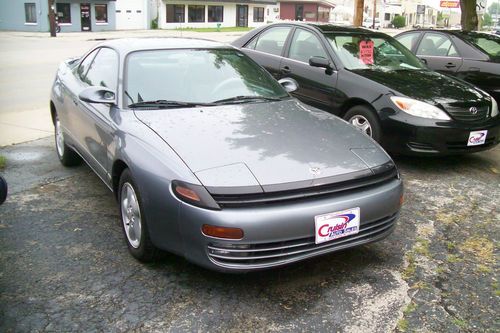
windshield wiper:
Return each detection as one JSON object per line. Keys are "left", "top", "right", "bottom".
{"left": 213, "top": 96, "right": 282, "bottom": 105}
{"left": 128, "top": 100, "right": 216, "bottom": 109}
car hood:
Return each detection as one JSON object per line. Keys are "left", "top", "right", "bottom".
{"left": 351, "top": 68, "right": 488, "bottom": 106}
{"left": 134, "top": 99, "right": 392, "bottom": 194}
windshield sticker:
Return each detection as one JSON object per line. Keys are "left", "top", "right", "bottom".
{"left": 359, "top": 40, "right": 374, "bottom": 64}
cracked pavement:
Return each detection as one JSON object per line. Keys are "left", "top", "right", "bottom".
{"left": 0, "top": 137, "right": 498, "bottom": 332}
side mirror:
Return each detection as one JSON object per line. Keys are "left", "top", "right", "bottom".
{"left": 309, "top": 56, "right": 332, "bottom": 69}
{"left": 419, "top": 57, "right": 427, "bottom": 65}
{"left": 79, "top": 86, "right": 116, "bottom": 105}
{"left": 278, "top": 78, "right": 299, "bottom": 93}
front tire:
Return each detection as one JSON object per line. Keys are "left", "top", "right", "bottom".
{"left": 344, "top": 105, "right": 382, "bottom": 142}
{"left": 54, "top": 114, "right": 80, "bottom": 166}
{"left": 0, "top": 176, "right": 7, "bottom": 205}
{"left": 119, "top": 169, "right": 158, "bottom": 262}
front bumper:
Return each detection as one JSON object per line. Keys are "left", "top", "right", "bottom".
{"left": 175, "top": 178, "right": 403, "bottom": 272}
{"left": 380, "top": 111, "right": 500, "bottom": 155}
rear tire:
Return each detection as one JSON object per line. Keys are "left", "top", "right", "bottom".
{"left": 54, "top": 113, "right": 81, "bottom": 166}
{"left": 343, "top": 105, "right": 382, "bottom": 142}
{"left": 0, "top": 176, "right": 7, "bottom": 205}
{"left": 118, "top": 169, "right": 158, "bottom": 262}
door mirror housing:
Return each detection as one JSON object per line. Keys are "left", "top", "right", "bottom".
{"left": 418, "top": 57, "right": 427, "bottom": 65}
{"left": 278, "top": 78, "right": 299, "bottom": 93}
{"left": 79, "top": 86, "right": 116, "bottom": 105}
{"left": 309, "top": 56, "right": 332, "bottom": 69}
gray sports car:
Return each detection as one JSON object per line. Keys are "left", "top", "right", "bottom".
{"left": 50, "top": 38, "right": 403, "bottom": 272}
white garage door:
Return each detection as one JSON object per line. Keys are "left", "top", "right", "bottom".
{"left": 116, "top": 0, "right": 146, "bottom": 30}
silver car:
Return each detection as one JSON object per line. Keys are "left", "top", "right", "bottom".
{"left": 50, "top": 38, "right": 403, "bottom": 272}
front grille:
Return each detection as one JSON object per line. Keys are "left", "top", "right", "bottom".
{"left": 446, "top": 105, "right": 489, "bottom": 122}
{"left": 211, "top": 168, "right": 398, "bottom": 208}
{"left": 207, "top": 213, "right": 398, "bottom": 269}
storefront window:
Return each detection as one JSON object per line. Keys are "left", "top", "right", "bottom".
{"left": 167, "top": 4, "right": 185, "bottom": 22}
{"left": 253, "top": 7, "right": 264, "bottom": 22}
{"left": 56, "top": 3, "right": 71, "bottom": 24}
{"left": 95, "top": 4, "right": 108, "bottom": 23}
{"left": 188, "top": 5, "right": 205, "bottom": 23}
{"left": 208, "top": 6, "right": 223, "bottom": 22}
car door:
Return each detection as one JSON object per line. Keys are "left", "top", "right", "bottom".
{"left": 241, "top": 26, "right": 293, "bottom": 79}
{"left": 416, "top": 32, "right": 463, "bottom": 75}
{"left": 72, "top": 47, "right": 119, "bottom": 181}
{"left": 280, "top": 27, "right": 338, "bottom": 111}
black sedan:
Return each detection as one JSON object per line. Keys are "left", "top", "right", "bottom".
{"left": 232, "top": 23, "right": 500, "bottom": 155}
{"left": 395, "top": 29, "right": 500, "bottom": 103}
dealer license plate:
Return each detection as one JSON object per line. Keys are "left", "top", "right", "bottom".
{"left": 315, "top": 207, "right": 360, "bottom": 244}
{"left": 467, "top": 130, "right": 488, "bottom": 146}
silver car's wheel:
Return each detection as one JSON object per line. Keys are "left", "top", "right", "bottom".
{"left": 121, "top": 182, "right": 142, "bottom": 249}
{"left": 349, "top": 115, "right": 373, "bottom": 137}
{"left": 55, "top": 118, "right": 65, "bottom": 158}
{"left": 53, "top": 113, "right": 80, "bottom": 166}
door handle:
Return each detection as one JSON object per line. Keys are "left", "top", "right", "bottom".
{"left": 72, "top": 99, "right": 78, "bottom": 106}
{"left": 445, "top": 63, "right": 456, "bottom": 69}
{"left": 281, "top": 66, "right": 291, "bottom": 74}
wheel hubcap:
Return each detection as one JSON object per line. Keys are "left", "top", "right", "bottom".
{"left": 121, "top": 183, "right": 142, "bottom": 249}
{"left": 349, "top": 115, "right": 372, "bottom": 137}
{"left": 55, "top": 118, "right": 65, "bottom": 157}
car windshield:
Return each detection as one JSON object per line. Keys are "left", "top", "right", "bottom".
{"left": 125, "top": 48, "right": 288, "bottom": 107}
{"left": 324, "top": 32, "right": 426, "bottom": 71}
{"left": 460, "top": 32, "right": 500, "bottom": 59}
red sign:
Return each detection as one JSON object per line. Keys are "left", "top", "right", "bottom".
{"left": 359, "top": 40, "right": 374, "bottom": 65}
{"left": 440, "top": 1, "right": 460, "bottom": 8}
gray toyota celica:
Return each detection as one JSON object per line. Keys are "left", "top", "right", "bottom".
{"left": 50, "top": 38, "right": 403, "bottom": 272}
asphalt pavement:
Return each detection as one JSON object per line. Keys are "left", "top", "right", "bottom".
{"left": 0, "top": 138, "right": 498, "bottom": 332}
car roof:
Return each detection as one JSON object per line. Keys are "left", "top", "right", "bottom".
{"left": 399, "top": 29, "right": 496, "bottom": 38}
{"left": 96, "top": 37, "right": 229, "bottom": 54}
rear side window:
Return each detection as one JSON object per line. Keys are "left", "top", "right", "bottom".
{"left": 417, "top": 33, "right": 459, "bottom": 57}
{"left": 288, "top": 28, "right": 328, "bottom": 63}
{"left": 83, "top": 48, "right": 119, "bottom": 89}
{"left": 396, "top": 32, "right": 421, "bottom": 51}
{"left": 251, "top": 27, "right": 291, "bottom": 56}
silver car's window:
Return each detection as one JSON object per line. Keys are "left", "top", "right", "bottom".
{"left": 325, "top": 33, "right": 425, "bottom": 71}
{"left": 84, "top": 48, "right": 119, "bottom": 89}
{"left": 252, "top": 27, "right": 291, "bottom": 56}
{"left": 396, "top": 32, "right": 421, "bottom": 51}
{"left": 77, "top": 49, "right": 99, "bottom": 81}
{"left": 416, "top": 33, "right": 459, "bottom": 57}
{"left": 461, "top": 33, "right": 500, "bottom": 58}
{"left": 288, "top": 28, "right": 328, "bottom": 63}
{"left": 125, "top": 49, "right": 288, "bottom": 105}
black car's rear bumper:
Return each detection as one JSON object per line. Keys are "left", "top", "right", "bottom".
{"left": 380, "top": 111, "right": 500, "bottom": 155}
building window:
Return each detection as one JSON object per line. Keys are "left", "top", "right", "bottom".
{"left": 384, "top": 13, "right": 390, "bottom": 21}
{"left": 188, "top": 5, "right": 205, "bottom": 23}
{"left": 24, "top": 3, "right": 37, "bottom": 23}
{"left": 166, "top": 5, "right": 185, "bottom": 23}
{"left": 253, "top": 7, "right": 264, "bottom": 22}
{"left": 95, "top": 4, "right": 108, "bottom": 23}
{"left": 208, "top": 6, "right": 223, "bottom": 22}
{"left": 56, "top": 3, "right": 71, "bottom": 24}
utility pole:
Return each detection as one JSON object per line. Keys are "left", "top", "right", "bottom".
{"left": 48, "top": 0, "right": 56, "bottom": 37}
{"left": 354, "top": 0, "right": 364, "bottom": 26}
{"left": 372, "top": 0, "right": 377, "bottom": 29}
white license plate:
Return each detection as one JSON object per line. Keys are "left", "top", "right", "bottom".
{"left": 467, "top": 130, "right": 488, "bottom": 146}
{"left": 315, "top": 207, "right": 360, "bottom": 244}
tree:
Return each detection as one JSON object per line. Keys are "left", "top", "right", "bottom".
{"left": 459, "top": 0, "right": 478, "bottom": 31}
{"left": 482, "top": 13, "right": 493, "bottom": 27}
{"left": 353, "top": 0, "right": 364, "bottom": 26}
{"left": 392, "top": 15, "right": 406, "bottom": 28}
{"left": 488, "top": 2, "right": 500, "bottom": 15}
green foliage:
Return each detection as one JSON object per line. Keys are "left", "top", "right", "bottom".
{"left": 151, "top": 17, "right": 158, "bottom": 29}
{"left": 392, "top": 15, "right": 406, "bottom": 28}
{"left": 488, "top": 2, "right": 500, "bottom": 15}
{"left": 482, "top": 13, "right": 493, "bottom": 28}
{"left": 0, "top": 155, "right": 5, "bottom": 169}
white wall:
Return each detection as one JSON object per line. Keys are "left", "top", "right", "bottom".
{"left": 159, "top": 1, "right": 270, "bottom": 29}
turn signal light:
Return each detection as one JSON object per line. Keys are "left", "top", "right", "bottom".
{"left": 175, "top": 185, "right": 200, "bottom": 202}
{"left": 202, "top": 224, "right": 244, "bottom": 239}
